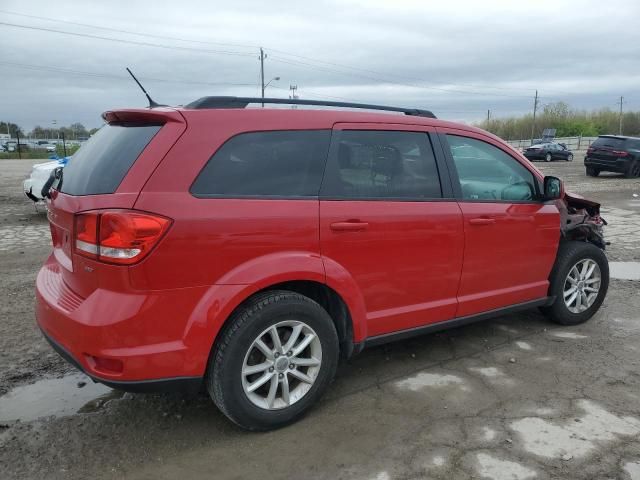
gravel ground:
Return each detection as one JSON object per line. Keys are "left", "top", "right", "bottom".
{"left": 0, "top": 156, "right": 639, "bottom": 480}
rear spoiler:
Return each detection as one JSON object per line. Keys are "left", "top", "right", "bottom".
{"left": 102, "top": 108, "right": 185, "bottom": 125}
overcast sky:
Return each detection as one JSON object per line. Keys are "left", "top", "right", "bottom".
{"left": 2, "top": 0, "right": 639, "bottom": 131}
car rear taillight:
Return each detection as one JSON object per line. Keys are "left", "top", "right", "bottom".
{"left": 74, "top": 210, "right": 171, "bottom": 265}
{"left": 612, "top": 150, "right": 629, "bottom": 157}
{"left": 75, "top": 212, "right": 99, "bottom": 258}
{"left": 587, "top": 147, "right": 594, "bottom": 153}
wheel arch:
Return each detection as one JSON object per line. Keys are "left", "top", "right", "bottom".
{"left": 562, "top": 226, "right": 606, "bottom": 250}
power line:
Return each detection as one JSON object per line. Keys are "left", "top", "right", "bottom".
{"left": 268, "top": 55, "right": 532, "bottom": 99}
{"left": 0, "top": 21, "right": 255, "bottom": 57}
{"left": 0, "top": 10, "right": 538, "bottom": 99}
{"left": 0, "top": 9, "right": 259, "bottom": 50}
{"left": 0, "top": 61, "right": 256, "bottom": 87}
{"left": 268, "top": 47, "right": 539, "bottom": 94}
{"left": 0, "top": 9, "right": 597, "bottom": 102}
{"left": 0, "top": 9, "right": 541, "bottom": 96}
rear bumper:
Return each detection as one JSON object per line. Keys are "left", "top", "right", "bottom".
{"left": 584, "top": 156, "right": 630, "bottom": 173}
{"left": 35, "top": 255, "right": 219, "bottom": 391}
{"left": 40, "top": 327, "right": 202, "bottom": 393}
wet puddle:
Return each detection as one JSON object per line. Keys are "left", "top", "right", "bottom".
{"left": 609, "top": 262, "right": 640, "bottom": 281}
{"left": 0, "top": 373, "right": 123, "bottom": 422}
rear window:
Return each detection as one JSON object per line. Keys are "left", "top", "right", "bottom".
{"left": 191, "top": 130, "right": 331, "bottom": 197}
{"left": 592, "top": 137, "right": 626, "bottom": 149}
{"left": 60, "top": 123, "right": 161, "bottom": 195}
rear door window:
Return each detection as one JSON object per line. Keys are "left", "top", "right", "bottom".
{"left": 321, "top": 130, "right": 442, "bottom": 199}
{"left": 60, "top": 123, "right": 161, "bottom": 196}
{"left": 191, "top": 130, "right": 331, "bottom": 197}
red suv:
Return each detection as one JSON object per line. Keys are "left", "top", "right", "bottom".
{"left": 37, "top": 97, "right": 609, "bottom": 430}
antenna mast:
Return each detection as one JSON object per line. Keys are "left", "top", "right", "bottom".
{"left": 126, "top": 67, "right": 161, "bottom": 108}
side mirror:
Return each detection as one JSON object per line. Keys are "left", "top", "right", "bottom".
{"left": 543, "top": 176, "right": 562, "bottom": 200}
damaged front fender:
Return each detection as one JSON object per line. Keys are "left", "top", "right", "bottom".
{"left": 556, "top": 191, "right": 607, "bottom": 249}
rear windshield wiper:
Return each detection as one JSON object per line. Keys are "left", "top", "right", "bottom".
{"left": 42, "top": 167, "right": 63, "bottom": 199}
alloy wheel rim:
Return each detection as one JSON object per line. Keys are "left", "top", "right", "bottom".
{"left": 563, "top": 259, "right": 601, "bottom": 313}
{"left": 546, "top": 154, "right": 552, "bottom": 162}
{"left": 241, "top": 320, "right": 322, "bottom": 410}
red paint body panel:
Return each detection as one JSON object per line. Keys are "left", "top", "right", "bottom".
{"left": 455, "top": 202, "right": 560, "bottom": 316}
{"left": 320, "top": 200, "right": 464, "bottom": 337}
{"left": 35, "top": 106, "right": 565, "bottom": 384}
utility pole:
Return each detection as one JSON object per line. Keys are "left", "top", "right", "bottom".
{"left": 260, "top": 47, "right": 265, "bottom": 107}
{"left": 487, "top": 109, "right": 490, "bottom": 124}
{"left": 618, "top": 96, "right": 624, "bottom": 135}
{"left": 530, "top": 90, "right": 538, "bottom": 145}
{"left": 289, "top": 84, "right": 298, "bottom": 109}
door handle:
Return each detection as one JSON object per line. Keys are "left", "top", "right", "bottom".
{"left": 330, "top": 221, "right": 369, "bottom": 232}
{"left": 469, "top": 218, "right": 496, "bottom": 226}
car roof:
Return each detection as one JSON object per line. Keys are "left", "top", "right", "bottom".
{"left": 102, "top": 103, "right": 509, "bottom": 148}
{"left": 598, "top": 135, "right": 639, "bottom": 140}
{"left": 181, "top": 106, "right": 492, "bottom": 135}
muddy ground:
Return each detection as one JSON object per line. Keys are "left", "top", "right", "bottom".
{"left": 1, "top": 157, "right": 639, "bottom": 480}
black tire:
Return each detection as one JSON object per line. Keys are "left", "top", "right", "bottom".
{"left": 567, "top": 153, "right": 573, "bottom": 162}
{"left": 625, "top": 160, "right": 640, "bottom": 178}
{"left": 207, "top": 290, "right": 339, "bottom": 431}
{"left": 586, "top": 167, "right": 600, "bottom": 177}
{"left": 541, "top": 241, "right": 609, "bottom": 325}
{"left": 545, "top": 153, "right": 552, "bottom": 162}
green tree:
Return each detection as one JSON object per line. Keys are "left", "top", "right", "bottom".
{"left": 0, "top": 121, "right": 24, "bottom": 138}
{"left": 476, "top": 102, "right": 640, "bottom": 140}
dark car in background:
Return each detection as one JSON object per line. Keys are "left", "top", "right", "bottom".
{"left": 584, "top": 135, "right": 640, "bottom": 178}
{"left": 523, "top": 143, "right": 574, "bottom": 162}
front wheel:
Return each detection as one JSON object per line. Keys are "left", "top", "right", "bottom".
{"left": 207, "top": 290, "right": 339, "bottom": 431}
{"left": 541, "top": 241, "right": 609, "bottom": 325}
{"left": 545, "top": 153, "right": 552, "bottom": 162}
{"left": 586, "top": 166, "right": 600, "bottom": 177}
{"left": 567, "top": 153, "right": 574, "bottom": 162}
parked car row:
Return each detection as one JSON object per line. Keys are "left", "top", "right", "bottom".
{"left": 2, "top": 140, "right": 56, "bottom": 152}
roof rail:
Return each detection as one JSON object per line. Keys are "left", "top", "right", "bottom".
{"left": 184, "top": 96, "right": 436, "bottom": 119}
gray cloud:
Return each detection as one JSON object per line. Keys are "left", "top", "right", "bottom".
{"left": 1, "top": 0, "right": 639, "bottom": 130}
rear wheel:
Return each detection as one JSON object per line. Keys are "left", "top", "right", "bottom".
{"left": 567, "top": 153, "right": 574, "bottom": 162}
{"left": 545, "top": 153, "right": 552, "bottom": 162}
{"left": 586, "top": 166, "right": 600, "bottom": 177}
{"left": 207, "top": 290, "right": 339, "bottom": 431}
{"left": 625, "top": 160, "right": 640, "bottom": 178}
{"left": 541, "top": 241, "right": 609, "bottom": 325}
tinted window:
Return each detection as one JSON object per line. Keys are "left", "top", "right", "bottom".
{"left": 60, "top": 124, "right": 161, "bottom": 195}
{"left": 191, "top": 130, "right": 331, "bottom": 197}
{"left": 592, "top": 137, "right": 627, "bottom": 149}
{"left": 321, "top": 130, "right": 441, "bottom": 199}
{"left": 447, "top": 135, "right": 536, "bottom": 201}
